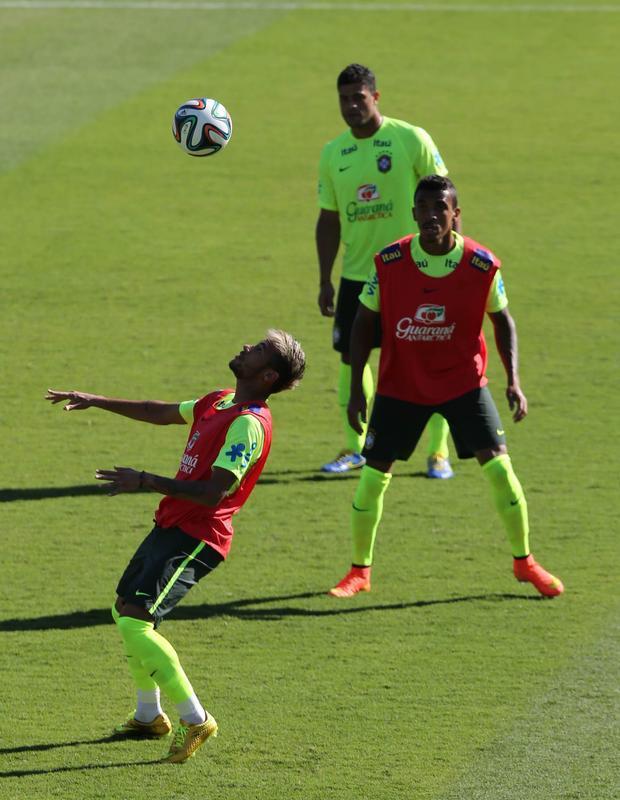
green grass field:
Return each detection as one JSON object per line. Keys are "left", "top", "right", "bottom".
{"left": 1, "top": 1, "right": 619, "bottom": 798}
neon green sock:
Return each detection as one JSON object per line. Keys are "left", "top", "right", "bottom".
{"left": 116, "top": 615, "right": 193, "bottom": 704}
{"left": 427, "top": 413, "right": 450, "bottom": 458}
{"left": 112, "top": 603, "right": 159, "bottom": 691}
{"left": 338, "top": 362, "right": 374, "bottom": 453}
{"left": 482, "top": 454, "right": 530, "bottom": 557}
{"left": 351, "top": 465, "right": 392, "bottom": 566}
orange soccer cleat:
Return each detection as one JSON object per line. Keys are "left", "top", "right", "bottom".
{"left": 513, "top": 555, "right": 564, "bottom": 598}
{"left": 328, "top": 566, "right": 371, "bottom": 598}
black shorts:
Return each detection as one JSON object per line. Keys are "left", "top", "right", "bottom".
{"left": 116, "top": 526, "right": 223, "bottom": 626}
{"left": 333, "top": 277, "right": 382, "bottom": 355}
{"left": 362, "top": 387, "right": 506, "bottom": 463}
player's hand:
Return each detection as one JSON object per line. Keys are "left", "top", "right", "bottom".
{"left": 506, "top": 384, "right": 528, "bottom": 422}
{"left": 318, "top": 282, "right": 335, "bottom": 317}
{"left": 95, "top": 466, "right": 143, "bottom": 495}
{"left": 45, "top": 389, "right": 99, "bottom": 411}
{"left": 347, "top": 388, "right": 367, "bottom": 435}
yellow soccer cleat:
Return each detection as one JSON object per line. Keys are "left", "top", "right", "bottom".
{"left": 114, "top": 712, "right": 172, "bottom": 738}
{"left": 165, "top": 714, "right": 218, "bottom": 764}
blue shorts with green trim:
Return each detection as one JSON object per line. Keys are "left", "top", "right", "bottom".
{"left": 116, "top": 526, "right": 223, "bottom": 626}
{"left": 362, "top": 387, "right": 506, "bottom": 463}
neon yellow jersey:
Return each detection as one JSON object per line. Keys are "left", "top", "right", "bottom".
{"left": 179, "top": 394, "right": 265, "bottom": 489}
{"left": 318, "top": 116, "right": 448, "bottom": 281}
{"left": 359, "top": 233, "right": 508, "bottom": 313}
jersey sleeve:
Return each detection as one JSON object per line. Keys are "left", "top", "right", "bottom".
{"left": 178, "top": 400, "right": 197, "bottom": 424}
{"left": 411, "top": 126, "right": 448, "bottom": 179}
{"left": 212, "top": 414, "right": 265, "bottom": 485}
{"left": 359, "top": 269, "right": 380, "bottom": 312}
{"left": 318, "top": 144, "right": 338, "bottom": 211}
{"left": 486, "top": 272, "right": 508, "bottom": 313}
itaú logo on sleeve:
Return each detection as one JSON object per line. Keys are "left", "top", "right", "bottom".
{"left": 396, "top": 306, "right": 456, "bottom": 342}
{"left": 357, "top": 183, "right": 380, "bottom": 201}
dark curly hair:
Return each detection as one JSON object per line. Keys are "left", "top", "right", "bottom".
{"left": 414, "top": 175, "right": 458, "bottom": 208}
{"left": 337, "top": 64, "right": 376, "bottom": 92}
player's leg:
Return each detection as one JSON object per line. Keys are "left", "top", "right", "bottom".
{"left": 111, "top": 601, "right": 170, "bottom": 737}
{"left": 113, "top": 526, "right": 223, "bottom": 759}
{"left": 329, "top": 395, "right": 431, "bottom": 597}
{"left": 425, "top": 413, "right": 454, "bottom": 479}
{"left": 322, "top": 279, "right": 375, "bottom": 473}
{"left": 444, "top": 388, "right": 563, "bottom": 597}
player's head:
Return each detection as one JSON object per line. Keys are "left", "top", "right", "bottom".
{"left": 337, "top": 63, "right": 376, "bottom": 93}
{"left": 413, "top": 175, "right": 460, "bottom": 243}
{"left": 336, "top": 63, "right": 380, "bottom": 130}
{"left": 229, "top": 330, "right": 306, "bottom": 396}
{"left": 414, "top": 175, "right": 458, "bottom": 208}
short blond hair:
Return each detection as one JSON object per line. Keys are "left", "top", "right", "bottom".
{"left": 265, "top": 329, "right": 306, "bottom": 393}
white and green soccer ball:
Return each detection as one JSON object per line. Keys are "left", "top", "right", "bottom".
{"left": 172, "top": 98, "right": 232, "bottom": 157}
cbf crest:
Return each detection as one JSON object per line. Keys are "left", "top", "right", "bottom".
{"left": 377, "top": 154, "right": 392, "bottom": 173}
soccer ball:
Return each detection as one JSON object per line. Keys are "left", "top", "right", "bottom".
{"left": 172, "top": 98, "right": 232, "bottom": 157}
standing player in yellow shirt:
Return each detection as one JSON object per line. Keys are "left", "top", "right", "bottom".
{"left": 317, "top": 63, "right": 455, "bottom": 478}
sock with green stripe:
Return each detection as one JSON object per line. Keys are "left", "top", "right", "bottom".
{"left": 426, "top": 413, "right": 450, "bottom": 458}
{"left": 338, "top": 362, "right": 374, "bottom": 453}
{"left": 112, "top": 603, "right": 159, "bottom": 693}
{"left": 481, "top": 454, "right": 530, "bottom": 557}
{"left": 351, "top": 465, "right": 392, "bottom": 566}
{"left": 116, "top": 615, "right": 205, "bottom": 724}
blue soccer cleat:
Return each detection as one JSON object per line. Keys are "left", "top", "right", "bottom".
{"left": 426, "top": 453, "right": 454, "bottom": 479}
{"left": 321, "top": 451, "right": 366, "bottom": 474}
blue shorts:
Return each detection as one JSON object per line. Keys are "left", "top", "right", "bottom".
{"left": 116, "top": 526, "right": 223, "bottom": 626}
{"left": 362, "top": 387, "right": 506, "bottom": 462}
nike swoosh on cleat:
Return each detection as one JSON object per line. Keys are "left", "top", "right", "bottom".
{"left": 135, "top": 591, "right": 150, "bottom": 597}
{"left": 352, "top": 504, "right": 369, "bottom": 512}
{"left": 339, "top": 166, "right": 352, "bottom": 172}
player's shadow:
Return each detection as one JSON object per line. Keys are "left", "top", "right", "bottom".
{"left": 0, "top": 470, "right": 427, "bottom": 502}
{"left": 0, "top": 733, "right": 152, "bottom": 756}
{"left": 0, "top": 757, "right": 162, "bottom": 779}
{"left": 0, "top": 590, "right": 541, "bottom": 633}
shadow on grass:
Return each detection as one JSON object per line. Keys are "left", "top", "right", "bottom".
{"left": 0, "top": 757, "right": 162, "bottom": 778}
{"left": 0, "top": 590, "right": 542, "bottom": 632}
{"left": 0, "top": 469, "right": 428, "bottom": 502}
{"left": 0, "top": 733, "right": 151, "bottom": 755}
{"left": 0, "top": 733, "right": 175, "bottom": 777}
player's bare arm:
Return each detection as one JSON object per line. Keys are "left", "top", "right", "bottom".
{"left": 45, "top": 389, "right": 186, "bottom": 425}
{"left": 488, "top": 308, "right": 528, "bottom": 422}
{"left": 316, "top": 209, "right": 341, "bottom": 317}
{"left": 347, "top": 304, "right": 378, "bottom": 434}
{"left": 95, "top": 465, "right": 237, "bottom": 506}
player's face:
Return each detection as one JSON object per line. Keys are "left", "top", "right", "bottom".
{"left": 338, "top": 83, "right": 380, "bottom": 130}
{"left": 413, "top": 190, "right": 460, "bottom": 248}
{"left": 229, "top": 340, "right": 275, "bottom": 380}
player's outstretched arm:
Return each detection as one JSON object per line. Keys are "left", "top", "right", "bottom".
{"left": 95, "top": 465, "right": 237, "bottom": 506}
{"left": 488, "top": 309, "right": 528, "bottom": 422}
{"left": 348, "top": 304, "right": 379, "bottom": 434}
{"left": 45, "top": 390, "right": 186, "bottom": 425}
{"left": 316, "top": 209, "right": 341, "bottom": 317}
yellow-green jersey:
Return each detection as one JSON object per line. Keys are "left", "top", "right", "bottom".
{"left": 318, "top": 116, "right": 448, "bottom": 282}
{"left": 360, "top": 233, "right": 508, "bottom": 314}
{"left": 179, "top": 393, "right": 265, "bottom": 491}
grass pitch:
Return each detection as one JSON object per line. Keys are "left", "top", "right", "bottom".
{"left": 1, "top": 2, "right": 619, "bottom": 798}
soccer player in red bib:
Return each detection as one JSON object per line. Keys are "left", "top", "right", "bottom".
{"left": 328, "top": 176, "right": 564, "bottom": 600}
{"left": 46, "top": 330, "right": 305, "bottom": 763}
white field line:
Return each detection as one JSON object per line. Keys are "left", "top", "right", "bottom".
{"left": 1, "top": 1, "right": 619, "bottom": 13}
